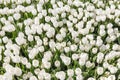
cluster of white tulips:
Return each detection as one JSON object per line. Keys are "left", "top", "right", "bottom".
{"left": 0, "top": 0, "right": 120, "bottom": 80}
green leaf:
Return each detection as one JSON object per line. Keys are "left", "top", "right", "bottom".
{"left": 118, "top": 36, "right": 120, "bottom": 44}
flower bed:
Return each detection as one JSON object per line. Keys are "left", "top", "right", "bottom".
{"left": 0, "top": 0, "right": 120, "bottom": 80}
